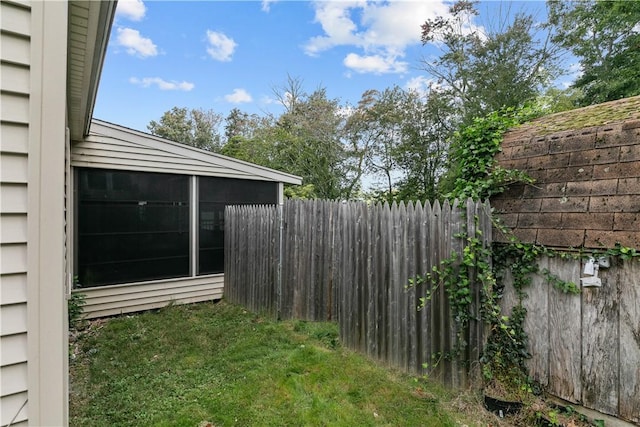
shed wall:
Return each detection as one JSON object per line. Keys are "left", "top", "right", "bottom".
{"left": 1, "top": 1, "right": 31, "bottom": 425}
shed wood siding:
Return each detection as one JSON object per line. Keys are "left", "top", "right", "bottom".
{"left": 78, "top": 275, "right": 224, "bottom": 319}
{"left": 1, "top": 1, "right": 30, "bottom": 425}
{"left": 492, "top": 96, "right": 640, "bottom": 249}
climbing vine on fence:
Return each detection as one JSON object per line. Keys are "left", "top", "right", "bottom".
{"left": 412, "top": 106, "right": 580, "bottom": 395}
{"left": 413, "top": 106, "right": 640, "bottom": 396}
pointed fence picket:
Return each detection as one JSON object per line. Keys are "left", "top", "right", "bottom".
{"left": 225, "top": 198, "right": 491, "bottom": 388}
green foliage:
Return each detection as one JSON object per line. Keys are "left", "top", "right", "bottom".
{"left": 420, "top": 0, "right": 560, "bottom": 125}
{"left": 602, "top": 242, "right": 640, "bottom": 261}
{"left": 68, "top": 292, "right": 86, "bottom": 329}
{"left": 284, "top": 183, "right": 317, "bottom": 200}
{"left": 444, "top": 107, "right": 538, "bottom": 200}
{"left": 546, "top": 0, "right": 640, "bottom": 106}
{"left": 147, "top": 107, "right": 223, "bottom": 151}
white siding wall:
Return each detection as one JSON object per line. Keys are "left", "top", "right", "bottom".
{"left": 26, "top": 1, "right": 69, "bottom": 425}
{"left": 1, "top": 1, "right": 31, "bottom": 425}
{"left": 79, "top": 275, "right": 224, "bottom": 319}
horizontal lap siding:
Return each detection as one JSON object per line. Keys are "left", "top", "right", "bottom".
{"left": 1, "top": 1, "right": 30, "bottom": 425}
{"left": 72, "top": 137, "right": 257, "bottom": 179}
{"left": 79, "top": 275, "right": 224, "bottom": 319}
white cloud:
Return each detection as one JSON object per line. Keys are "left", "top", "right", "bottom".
{"left": 261, "top": 0, "right": 277, "bottom": 12}
{"left": 129, "top": 77, "right": 194, "bottom": 91}
{"left": 344, "top": 53, "right": 408, "bottom": 75}
{"left": 117, "top": 27, "right": 157, "bottom": 57}
{"left": 206, "top": 30, "right": 237, "bottom": 62}
{"left": 304, "top": 2, "right": 360, "bottom": 57}
{"left": 260, "top": 95, "right": 278, "bottom": 105}
{"left": 304, "top": 1, "right": 449, "bottom": 74}
{"left": 224, "top": 88, "right": 253, "bottom": 104}
{"left": 116, "top": 0, "right": 146, "bottom": 21}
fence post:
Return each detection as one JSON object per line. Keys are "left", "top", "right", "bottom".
{"left": 276, "top": 202, "right": 284, "bottom": 320}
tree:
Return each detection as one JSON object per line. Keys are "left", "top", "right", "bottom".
{"left": 347, "top": 88, "right": 406, "bottom": 202}
{"left": 420, "top": 0, "right": 559, "bottom": 124}
{"left": 546, "top": 0, "right": 640, "bottom": 106}
{"left": 148, "top": 107, "right": 223, "bottom": 151}
{"left": 346, "top": 87, "right": 453, "bottom": 203}
{"left": 272, "top": 86, "right": 349, "bottom": 200}
{"left": 220, "top": 108, "right": 277, "bottom": 166}
{"left": 271, "top": 73, "right": 305, "bottom": 115}
{"left": 395, "top": 90, "right": 453, "bottom": 202}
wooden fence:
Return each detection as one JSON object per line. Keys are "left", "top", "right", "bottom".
{"left": 225, "top": 199, "right": 492, "bottom": 387}
{"left": 501, "top": 256, "right": 640, "bottom": 424}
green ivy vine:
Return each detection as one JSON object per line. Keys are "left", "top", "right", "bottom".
{"left": 412, "top": 106, "right": 640, "bottom": 397}
{"left": 411, "top": 107, "right": 580, "bottom": 395}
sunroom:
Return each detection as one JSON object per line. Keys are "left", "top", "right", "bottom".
{"left": 70, "top": 119, "right": 301, "bottom": 318}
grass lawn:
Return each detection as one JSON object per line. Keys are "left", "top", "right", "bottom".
{"left": 69, "top": 300, "right": 501, "bottom": 426}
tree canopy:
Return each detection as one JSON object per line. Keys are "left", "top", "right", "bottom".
{"left": 546, "top": 0, "right": 640, "bottom": 106}
{"left": 146, "top": 0, "right": 639, "bottom": 202}
{"left": 147, "top": 107, "right": 223, "bottom": 152}
{"left": 420, "top": 0, "right": 559, "bottom": 124}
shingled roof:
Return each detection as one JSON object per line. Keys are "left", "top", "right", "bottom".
{"left": 491, "top": 95, "right": 640, "bottom": 249}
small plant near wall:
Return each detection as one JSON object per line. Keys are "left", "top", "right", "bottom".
{"left": 68, "top": 277, "right": 86, "bottom": 330}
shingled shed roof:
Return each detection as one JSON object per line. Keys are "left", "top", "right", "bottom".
{"left": 492, "top": 95, "right": 640, "bottom": 249}
{"left": 506, "top": 95, "right": 640, "bottom": 140}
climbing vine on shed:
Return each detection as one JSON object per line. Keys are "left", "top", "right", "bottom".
{"left": 413, "top": 106, "right": 580, "bottom": 395}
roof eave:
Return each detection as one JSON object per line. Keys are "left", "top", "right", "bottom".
{"left": 67, "top": 0, "right": 117, "bottom": 141}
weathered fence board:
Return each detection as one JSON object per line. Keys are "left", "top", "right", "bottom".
{"left": 225, "top": 199, "right": 491, "bottom": 387}
{"left": 582, "top": 264, "right": 619, "bottom": 416}
{"left": 524, "top": 256, "right": 550, "bottom": 387}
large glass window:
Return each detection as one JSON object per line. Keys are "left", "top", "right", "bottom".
{"left": 76, "top": 169, "right": 278, "bottom": 288}
{"left": 198, "top": 177, "right": 277, "bottom": 274}
{"left": 77, "top": 169, "right": 190, "bottom": 287}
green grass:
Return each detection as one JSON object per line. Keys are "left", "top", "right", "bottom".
{"left": 70, "top": 300, "right": 492, "bottom": 427}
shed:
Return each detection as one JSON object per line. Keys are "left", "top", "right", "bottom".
{"left": 491, "top": 96, "right": 640, "bottom": 423}
{"left": 71, "top": 120, "right": 301, "bottom": 318}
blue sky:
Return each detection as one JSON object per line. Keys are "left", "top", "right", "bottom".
{"left": 93, "top": 0, "right": 556, "bottom": 133}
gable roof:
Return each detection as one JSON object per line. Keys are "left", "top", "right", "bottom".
{"left": 71, "top": 119, "right": 303, "bottom": 184}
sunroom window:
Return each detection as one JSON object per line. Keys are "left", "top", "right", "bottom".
{"left": 77, "top": 169, "right": 190, "bottom": 287}
{"left": 198, "top": 177, "right": 278, "bottom": 275}
{"left": 75, "top": 168, "right": 278, "bottom": 288}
